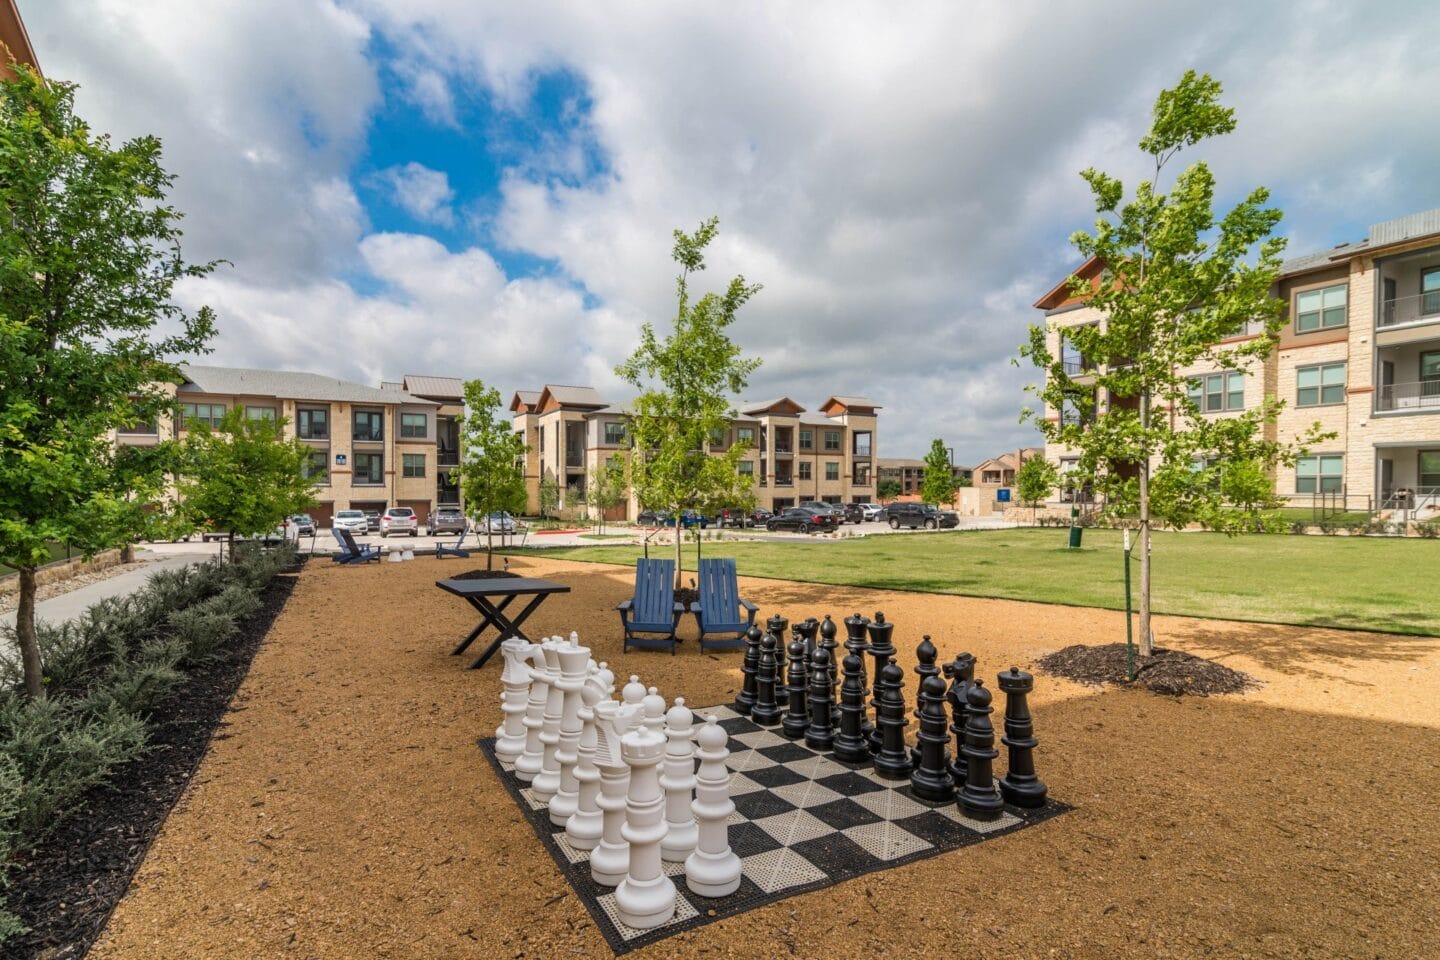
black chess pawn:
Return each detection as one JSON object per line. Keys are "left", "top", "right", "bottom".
{"left": 997, "top": 667, "right": 1048, "bottom": 808}
{"left": 734, "top": 624, "right": 763, "bottom": 715}
{"left": 865, "top": 612, "right": 896, "bottom": 755}
{"left": 943, "top": 652, "right": 976, "bottom": 788}
{"left": 805, "top": 648, "right": 836, "bottom": 751}
{"left": 843, "top": 613, "right": 872, "bottom": 738}
{"left": 911, "top": 635, "right": 939, "bottom": 766}
{"left": 910, "top": 674, "right": 955, "bottom": 803}
{"left": 751, "top": 631, "right": 783, "bottom": 726}
{"left": 833, "top": 653, "right": 870, "bottom": 764}
{"left": 873, "top": 659, "right": 912, "bottom": 779}
{"left": 782, "top": 635, "right": 809, "bottom": 739}
{"left": 959, "top": 680, "right": 1003, "bottom": 821}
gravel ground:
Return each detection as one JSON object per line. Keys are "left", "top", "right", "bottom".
{"left": 90, "top": 556, "right": 1440, "bottom": 960}
{"left": 0, "top": 560, "right": 137, "bottom": 615}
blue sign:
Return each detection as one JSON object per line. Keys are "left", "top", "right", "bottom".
{"left": 997, "top": 488, "right": 1011, "bottom": 502}
{"left": 335, "top": 454, "right": 347, "bottom": 465}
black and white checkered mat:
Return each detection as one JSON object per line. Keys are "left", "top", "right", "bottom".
{"left": 480, "top": 704, "right": 1068, "bottom": 954}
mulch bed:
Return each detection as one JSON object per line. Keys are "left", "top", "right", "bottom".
{"left": 451, "top": 569, "right": 521, "bottom": 581}
{"left": 5, "top": 565, "right": 302, "bottom": 960}
{"left": 1036, "top": 642, "right": 1259, "bottom": 697}
{"left": 674, "top": 587, "right": 699, "bottom": 606}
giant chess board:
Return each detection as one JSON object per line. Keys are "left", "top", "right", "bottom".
{"left": 480, "top": 703, "right": 1068, "bottom": 954}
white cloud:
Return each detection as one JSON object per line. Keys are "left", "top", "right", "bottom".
{"left": 373, "top": 163, "right": 457, "bottom": 227}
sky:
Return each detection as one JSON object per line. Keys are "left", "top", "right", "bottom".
{"left": 21, "top": 0, "right": 1440, "bottom": 463}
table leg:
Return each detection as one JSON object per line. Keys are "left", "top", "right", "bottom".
{"left": 468, "top": 593, "right": 551, "bottom": 669}
{"left": 451, "top": 594, "right": 517, "bottom": 656}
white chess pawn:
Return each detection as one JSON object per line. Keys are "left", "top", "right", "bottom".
{"left": 615, "top": 724, "right": 677, "bottom": 930}
{"left": 514, "top": 645, "right": 550, "bottom": 782}
{"left": 494, "top": 638, "right": 536, "bottom": 763}
{"left": 590, "top": 700, "right": 642, "bottom": 886}
{"left": 684, "top": 716, "right": 742, "bottom": 897}
{"left": 594, "top": 661, "right": 615, "bottom": 698}
{"left": 531, "top": 639, "right": 566, "bottom": 802}
{"left": 549, "top": 636, "right": 592, "bottom": 826}
{"left": 642, "top": 687, "right": 666, "bottom": 737}
{"left": 622, "top": 675, "right": 646, "bottom": 709}
{"left": 660, "top": 698, "right": 698, "bottom": 862}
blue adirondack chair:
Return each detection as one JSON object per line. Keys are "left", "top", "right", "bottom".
{"left": 690, "top": 557, "right": 758, "bottom": 652}
{"left": 436, "top": 525, "right": 470, "bottom": 559}
{"left": 333, "top": 528, "right": 381, "bottom": 564}
{"left": 617, "top": 558, "right": 686, "bottom": 653}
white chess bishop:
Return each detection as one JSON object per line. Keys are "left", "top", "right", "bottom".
{"left": 684, "top": 716, "right": 742, "bottom": 898}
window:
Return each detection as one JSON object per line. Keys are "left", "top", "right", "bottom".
{"left": 179, "top": 402, "right": 225, "bottom": 429}
{"left": 1297, "top": 363, "right": 1345, "bottom": 407}
{"left": 798, "top": 462, "right": 812, "bottom": 480}
{"left": 353, "top": 452, "right": 384, "bottom": 485}
{"left": 854, "top": 461, "right": 871, "bottom": 485}
{"left": 605, "top": 421, "right": 627, "bottom": 445}
{"left": 297, "top": 407, "right": 328, "bottom": 439}
{"left": 1423, "top": 268, "right": 1440, "bottom": 317}
{"left": 799, "top": 429, "right": 813, "bottom": 450}
{"left": 1295, "top": 283, "right": 1347, "bottom": 332}
{"left": 1187, "top": 371, "right": 1245, "bottom": 412}
{"left": 737, "top": 427, "right": 755, "bottom": 445}
{"left": 853, "top": 431, "right": 872, "bottom": 456}
{"left": 1422, "top": 351, "right": 1440, "bottom": 386}
{"left": 1420, "top": 450, "right": 1440, "bottom": 489}
{"left": 400, "top": 413, "right": 427, "bottom": 438}
{"left": 1295, "top": 454, "right": 1343, "bottom": 494}
{"left": 402, "top": 453, "right": 425, "bottom": 478}
{"left": 825, "top": 461, "right": 840, "bottom": 481}
{"left": 302, "top": 450, "right": 328, "bottom": 484}
{"left": 737, "top": 461, "right": 754, "bottom": 477}
{"left": 824, "top": 431, "right": 841, "bottom": 451}
{"left": 120, "top": 401, "right": 157, "bottom": 434}
{"left": 353, "top": 409, "right": 384, "bottom": 442}
{"left": 245, "top": 405, "right": 275, "bottom": 421}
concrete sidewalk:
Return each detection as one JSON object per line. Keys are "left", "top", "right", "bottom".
{"left": 2, "top": 551, "right": 211, "bottom": 634}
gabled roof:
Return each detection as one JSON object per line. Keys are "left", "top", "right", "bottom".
{"left": 0, "top": 0, "right": 40, "bottom": 78}
{"left": 1034, "top": 255, "right": 1105, "bottom": 311}
{"left": 798, "top": 412, "right": 842, "bottom": 426}
{"left": 509, "top": 390, "right": 542, "bottom": 413}
{"left": 819, "top": 395, "right": 881, "bottom": 415}
{"left": 536, "top": 384, "right": 608, "bottom": 410}
{"left": 402, "top": 375, "right": 465, "bottom": 401}
{"left": 177, "top": 365, "right": 436, "bottom": 406}
{"left": 740, "top": 396, "right": 805, "bottom": 416}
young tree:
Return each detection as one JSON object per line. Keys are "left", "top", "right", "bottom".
{"left": 876, "top": 478, "right": 903, "bottom": 501}
{"left": 0, "top": 69, "right": 216, "bottom": 698}
{"left": 177, "top": 409, "right": 317, "bottom": 561}
{"left": 457, "top": 380, "right": 529, "bottom": 570}
{"left": 538, "top": 473, "right": 560, "bottom": 523}
{"left": 1014, "top": 455, "right": 1060, "bottom": 524}
{"left": 920, "top": 439, "right": 959, "bottom": 506}
{"left": 1020, "top": 71, "right": 1323, "bottom": 655}
{"left": 587, "top": 455, "right": 629, "bottom": 533}
{"left": 617, "top": 217, "right": 762, "bottom": 588}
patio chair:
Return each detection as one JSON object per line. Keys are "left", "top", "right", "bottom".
{"left": 335, "top": 528, "right": 381, "bottom": 564}
{"left": 690, "top": 557, "right": 758, "bottom": 652}
{"left": 436, "top": 526, "right": 471, "bottom": 560}
{"left": 617, "top": 558, "right": 686, "bottom": 654}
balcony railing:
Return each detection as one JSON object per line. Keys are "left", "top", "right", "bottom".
{"left": 566, "top": 453, "right": 585, "bottom": 468}
{"left": 437, "top": 446, "right": 459, "bottom": 466}
{"left": 773, "top": 445, "right": 793, "bottom": 455}
{"left": 1061, "top": 358, "right": 1087, "bottom": 375}
{"left": 773, "top": 478, "right": 794, "bottom": 487}
{"left": 352, "top": 427, "right": 384, "bottom": 442}
{"left": 1375, "top": 379, "right": 1440, "bottom": 412}
{"left": 1380, "top": 290, "right": 1440, "bottom": 328}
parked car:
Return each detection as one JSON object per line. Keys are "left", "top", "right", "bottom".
{"left": 838, "top": 502, "right": 865, "bottom": 524}
{"left": 766, "top": 507, "right": 839, "bottom": 534}
{"left": 380, "top": 506, "right": 418, "bottom": 537}
{"left": 665, "top": 510, "right": 710, "bottom": 530}
{"left": 712, "top": 507, "right": 753, "bottom": 528}
{"left": 860, "top": 502, "right": 884, "bottom": 521}
{"left": 363, "top": 510, "right": 382, "bottom": 533}
{"left": 334, "top": 509, "right": 369, "bottom": 534}
{"left": 885, "top": 502, "right": 959, "bottom": 530}
{"left": 636, "top": 509, "right": 671, "bottom": 526}
{"left": 289, "top": 514, "right": 316, "bottom": 537}
{"left": 479, "top": 511, "right": 517, "bottom": 534}
{"left": 749, "top": 507, "right": 773, "bottom": 526}
{"left": 426, "top": 507, "right": 468, "bottom": 536}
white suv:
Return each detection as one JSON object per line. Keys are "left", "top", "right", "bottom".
{"left": 380, "top": 506, "right": 417, "bottom": 537}
{"left": 334, "top": 509, "right": 368, "bottom": 533}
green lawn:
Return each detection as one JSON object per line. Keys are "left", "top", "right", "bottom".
{"left": 514, "top": 528, "right": 1440, "bottom": 636}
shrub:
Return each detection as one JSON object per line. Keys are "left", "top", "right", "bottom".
{"left": 1417, "top": 520, "right": 1440, "bottom": 539}
{"left": 1289, "top": 520, "right": 1310, "bottom": 535}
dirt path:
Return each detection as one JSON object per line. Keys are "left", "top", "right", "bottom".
{"left": 91, "top": 556, "right": 1440, "bottom": 959}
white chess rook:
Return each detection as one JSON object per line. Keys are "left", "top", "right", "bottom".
{"left": 589, "top": 699, "right": 642, "bottom": 886}
{"left": 494, "top": 638, "right": 536, "bottom": 763}
{"left": 564, "top": 662, "right": 612, "bottom": 850}
{"left": 615, "top": 725, "right": 677, "bottom": 930}
{"left": 684, "top": 716, "right": 742, "bottom": 897}
{"left": 659, "top": 697, "right": 698, "bottom": 862}
{"left": 514, "top": 644, "right": 551, "bottom": 782}
{"left": 549, "top": 634, "right": 592, "bottom": 826}
{"left": 531, "top": 638, "right": 566, "bottom": 802}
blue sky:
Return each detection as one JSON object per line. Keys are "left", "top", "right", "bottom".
{"left": 22, "top": 0, "right": 1440, "bottom": 463}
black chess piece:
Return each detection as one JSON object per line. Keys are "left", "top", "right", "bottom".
{"left": 833, "top": 653, "right": 870, "bottom": 763}
{"left": 911, "top": 635, "right": 939, "bottom": 766}
{"left": 997, "top": 667, "right": 1048, "bottom": 808}
{"left": 865, "top": 612, "right": 896, "bottom": 755}
{"left": 734, "top": 624, "right": 762, "bottom": 715}
{"left": 782, "top": 634, "right": 809, "bottom": 739}
{"left": 751, "top": 631, "right": 783, "bottom": 726}
{"left": 805, "top": 648, "right": 836, "bottom": 751}
{"left": 766, "top": 614, "right": 789, "bottom": 642}
{"left": 794, "top": 618, "right": 819, "bottom": 682}
{"left": 943, "top": 652, "right": 976, "bottom": 787}
{"left": 872, "top": 659, "right": 912, "bottom": 779}
{"left": 910, "top": 674, "right": 955, "bottom": 802}
{"left": 843, "top": 613, "right": 872, "bottom": 738}
{"left": 819, "top": 615, "right": 841, "bottom": 722}
{"left": 959, "top": 680, "right": 1003, "bottom": 820}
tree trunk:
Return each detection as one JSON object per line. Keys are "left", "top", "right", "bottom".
{"left": 486, "top": 528, "right": 494, "bottom": 571}
{"left": 227, "top": 531, "right": 236, "bottom": 563}
{"left": 1138, "top": 459, "right": 1154, "bottom": 658}
{"left": 17, "top": 565, "right": 44, "bottom": 698}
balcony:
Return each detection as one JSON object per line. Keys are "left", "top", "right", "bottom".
{"left": 1376, "top": 380, "right": 1440, "bottom": 413}
{"left": 437, "top": 445, "right": 459, "bottom": 467}
{"left": 565, "top": 452, "right": 585, "bottom": 469}
{"left": 1380, "top": 290, "right": 1440, "bottom": 329}
{"left": 352, "top": 427, "right": 384, "bottom": 443}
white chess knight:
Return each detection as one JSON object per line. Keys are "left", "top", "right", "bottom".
{"left": 548, "top": 634, "right": 592, "bottom": 826}
{"left": 659, "top": 697, "right": 698, "bottom": 862}
{"left": 564, "top": 662, "right": 613, "bottom": 850}
{"left": 615, "top": 724, "right": 677, "bottom": 930}
{"left": 494, "top": 637, "right": 537, "bottom": 763}
{"left": 514, "top": 642, "right": 552, "bottom": 783}
{"left": 684, "top": 716, "right": 742, "bottom": 898}
{"left": 589, "top": 698, "right": 642, "bottom": 886}
{"left": 531, "top": 637, "right": 566, "bottom": 801}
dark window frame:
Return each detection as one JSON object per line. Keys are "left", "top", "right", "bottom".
{"left": 402, "top": 452, "right": 426, "bottom": 478}
{"left": 297, "top": 406, "right": 329, "bottom": 440}
{"left": 1296, "top": 362, "right": 1346, "bottom": 407}
{"left": 353, "top": 408, "right": 384, "bottom": 443}
{"left": 352, "top": 451, "right": 385, "bottom": 485}
{"left": 400, "top": 412, "right": 428, "bottom": 439}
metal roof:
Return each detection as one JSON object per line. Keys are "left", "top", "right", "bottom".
{"left": 177, "top": 365, "right": 436, "bottom": 406}
{"left": 822, "top": 395, "right": 881, "bottom": 410}
{"left": 402, "top": 374, "right": 466, "bottom": 400}
{"left": 540, "top": 384, "right": 609, "bottom": 407}
{"left": 1280, "top": 206, "right": 1440, "bottom": 277}
{"left": 739, "top": 397, "right": 805, "bottom": 415}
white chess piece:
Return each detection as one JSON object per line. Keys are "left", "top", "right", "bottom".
{"left": 684, "top": 716, "right": 742, "bottom": 897}
{"left": 387, "top": 545, "right": 402, "bottom": 563}
{"left": 549, "top": 634, "right": 591, "bottom": 826}
{"left": 531, "top": 638, "right": 566, "bottom": 802}
{"left": 494, "top": 638, "right": 536, "bottom": 763}
{"left": 565, "top": 667, "right": 609, "bottom": 850}
{"left": 514, "top": 644, "right": 550, "bottom": 782}
{"left": 615, "top": 724, "right": 677, "bottom": 930}
{"left": 622, "top": 675, "right": 646, "bottom": 709}
{"left": 642, "top": 686, "right": 666, "bottom": 737}
{"left": 590, "top": 699, "right": 642, "bottom": 886}
{"left": 402, "top": 541, "right": 415, "bottom": 561}
{"left": 659, "top": 698, "right": 698, "bottom": 862}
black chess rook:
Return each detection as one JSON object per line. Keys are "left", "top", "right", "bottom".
{"left": 943, "top": 652, "right": 976, "bottom": 788}
{"left": 865, "top": 612, "right": 896, "bottom": 755}
{"left": 734, "top": 624, "right": 762, "bottom": 715}
{"left": 805, "top": 647, "right": 836, "bottom": 751}
{"left": 910, "top": 674, "right": 954, "bottom": 802}
{"left": 873, "top": 659, "right": 912, "bottom": 779}
{"left": 959, "top": 679, "right": 1004, "bottom": 820}
{"left": 751, "top": 630, "right": 783, "bottom": 726}
{"left": 997, "top": 666, "right": 1048, "bottom": 808}
{"left": 833, "top": 653, "right": 870, "bottom": 763}
{"left": 782, "top": 633, "right": 809, "bottom": 739}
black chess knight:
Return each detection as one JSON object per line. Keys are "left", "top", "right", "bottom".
{"left": 943, "top": 652, "right": 976, "bottom": 787}
{"left": 734, "top": 624, "right": 762, "bottom": 715}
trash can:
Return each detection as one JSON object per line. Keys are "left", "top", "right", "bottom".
{"left": 1068, "top": 504, "right": 1083, "bottom": 548}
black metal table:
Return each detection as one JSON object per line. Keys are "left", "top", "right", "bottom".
{"left": 436, "top": 576, "right": 572, "bottom": 668}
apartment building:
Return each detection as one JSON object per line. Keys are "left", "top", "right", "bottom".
{"left": 876, "top": 458, "right": 972, "bottom": 497}
{"left": 510, "top": 386, "right": 881, "bottom": 516}
{"left": 1033, "top": 207, "right": 1440, "bottom": 517}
